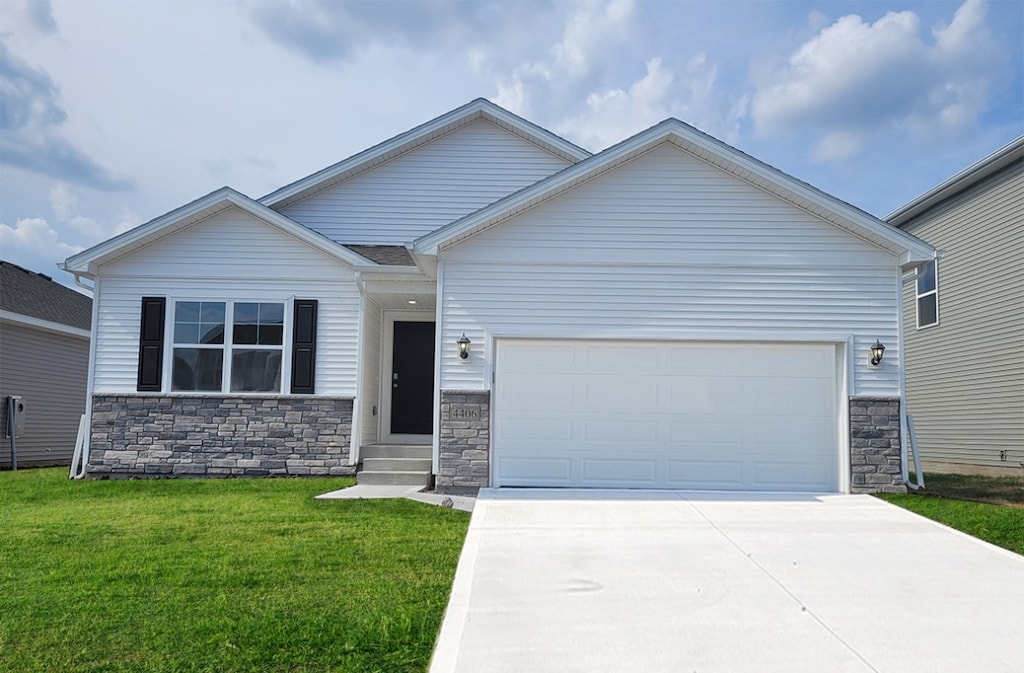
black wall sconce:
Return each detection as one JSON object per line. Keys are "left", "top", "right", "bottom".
{"left": 457, "top": 333, "right": 471, "bottom": 360}
{"left": 869, "top": 340, "right": 886, "bottom": 366}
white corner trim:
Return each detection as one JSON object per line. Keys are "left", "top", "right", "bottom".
{"left": 0, "top": 310, "right": 91, "bottom": 339}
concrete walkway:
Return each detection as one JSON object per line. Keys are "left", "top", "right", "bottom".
{"left": 315, "top": 483, "right": 475, "bottom": 512}
{"left": 430, "top": 489, "right": 1024, "bottom": 673}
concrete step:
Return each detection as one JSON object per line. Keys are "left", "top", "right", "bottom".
{"left": 357, "top": 470, "right": 431, "bottom": 486}
{"left": 363, "top": 457, "right": 432, "bottom": 472}
{"left": 361, "top": 444, "right": 432, "bottom": 459}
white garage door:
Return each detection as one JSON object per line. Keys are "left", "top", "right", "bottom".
{"left": 493, "top": 340, "right": 839, "bottom": 491}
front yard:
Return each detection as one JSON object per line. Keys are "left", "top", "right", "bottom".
{"left": 0, "top": 468, "right": 470, "bottom": 673}
{"left": 878, "top": 472, "right": 1024, "bottom": 555}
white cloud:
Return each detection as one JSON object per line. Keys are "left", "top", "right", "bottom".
{"left": 557, "top": 58, "right": 673, "bottom": 149}
{"left": 554, "top": 0, "right": 635, "bottom": 77}
{"left": 0, "top": 216, "right": 82, "bottom": 256}
{"left": 751, "top": 0, "right": 1004, "bottom": 160}
{"left": 554, "top": 55, "right": 748, "bottom": 151}
{"left": 49, "top": 182, "right": 140, "bottom": 240}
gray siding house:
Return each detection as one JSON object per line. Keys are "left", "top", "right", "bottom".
{"left": 0, "top": 261, "right": 92, "bottom": 468}
{"left": 888, "top": 137, "right": 1023, "bottom": 476}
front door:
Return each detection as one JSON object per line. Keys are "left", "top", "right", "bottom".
{"left": 390, "top": 321, "right": 435, "bottom": 436}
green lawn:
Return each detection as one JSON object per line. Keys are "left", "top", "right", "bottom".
{"left": 0, "top": 468, "right": 470, "bottom": 673}
{"left": 878, "top": 472, "right": 1024, "bottom": 555}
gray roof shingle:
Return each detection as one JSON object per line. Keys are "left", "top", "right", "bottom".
{"left": 345, "top": 245, "right": 416, "bottom": 266}
{"left": 0, "top": 261, "right": 92, "bottom": 330}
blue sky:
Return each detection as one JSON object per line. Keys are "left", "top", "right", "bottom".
{"left": 1, "top": 0, "right": 1021, "bottom": 286}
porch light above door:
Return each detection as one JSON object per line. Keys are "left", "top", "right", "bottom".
{"left": 457, "top": 334, "right": 471, "bottom": 360}
{"left": 869, "top": 340, "right": 886, "bottom": 366}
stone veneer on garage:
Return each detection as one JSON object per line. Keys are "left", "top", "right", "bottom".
{"left": 849, "top": 396, "right": 906, "bottom": 494}
{"left": 436, "top": 390, "right": 490, "bottom": 494}
{"left": 87, "top": 394, "right": 355, "bottom": 478}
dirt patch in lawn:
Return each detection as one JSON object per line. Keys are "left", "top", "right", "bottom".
{"left": 915, "top": 472, "right": 1024, "bottom": 508}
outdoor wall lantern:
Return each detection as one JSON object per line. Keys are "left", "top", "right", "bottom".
{"left": 869, "top": 340, "right": 886, "bottom": 366}
{"left": 457, "top": 334, "right": 471, "bottom": 360}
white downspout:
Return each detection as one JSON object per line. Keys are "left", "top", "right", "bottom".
{"left": 80, "top": 273, "right": 100, "bottom": 477}
{"left": 899, "top": 265, "right": 926, "bottom": 490}
{"left": 350, "top": 271, "right": 368, "bottom": 468}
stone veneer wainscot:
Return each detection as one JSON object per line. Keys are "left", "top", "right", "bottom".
{"left": 849, "top": 396, "right": 906, "bottom": 493}
{"left": 437, "top": 390, "right": 490, "bottom": 494}
{"left": 87, "top": 394, "right": 354, "bottom": 478}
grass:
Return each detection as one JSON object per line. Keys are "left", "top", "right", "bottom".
{"left": 0, "top": 468, "right": 471, "bottom": 673}
{"left": 878, "top": 472, "right": 1024, "bottom": 555}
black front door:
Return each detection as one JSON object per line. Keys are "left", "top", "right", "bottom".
{"left": 390, "top": 321, "right": 435, "bottom": 435}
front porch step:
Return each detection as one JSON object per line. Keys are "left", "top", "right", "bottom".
{"left": 356, "top": 470, "right": 431, "bottom": 486}
{"left": 360, "top": 444, "right": 431, "bottom": 459}
{"left": 362, "top": 457, "right": 432, "bottom": 472}
{"left": 356, "top": 444, "right": 432, "bottom": 486}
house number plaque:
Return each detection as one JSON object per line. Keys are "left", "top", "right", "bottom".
{"left": 450, "top": 405, "right": 480, "bottom": 420}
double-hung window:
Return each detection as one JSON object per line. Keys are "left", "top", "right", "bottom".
{"left": 915, "top": 260, "right": 938, "bottom": 328}
{"left": 171, "top": 300, "right": 285, "bottom": 392}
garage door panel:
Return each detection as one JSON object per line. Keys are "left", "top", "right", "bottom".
{"left": 667, "top": 460, "right": 744, "bottom": 488}
{"left": 497, "top": 456, "right": 572, "bottom": 484}
{"left": 498, "top": 373, "right": 574, "bottom": 410}
{"left": 583, "top": 343, "right": 660, "bottom": 371}
{"left": 582, "top": 377, "right": 659, "bottom": 410}
{"left": 752, "top": 460, "right": 833, "bottom": 490}
{"left": 495, "top": 415, "right": 574, "bottom": 442}
{"left": 667, "top": 420, "right": 742, "bottom": 446}
{"left": 494, "top": 340, "right": 839, "bottom": 492}
{"left": 583, "top": 419, "right": 657, "bottom": 443}
{"left": 582, "top": 458, "right": 657, "bottom": 484}
{"left": 500, "top": 342, "right": 576, "bottom": 372}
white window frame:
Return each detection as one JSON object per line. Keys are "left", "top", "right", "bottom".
{"left": 915, "top": 260, "right": 939, "bottom": 329}
{"left": 164, "top": 298, "right": 294, "bottom": 394}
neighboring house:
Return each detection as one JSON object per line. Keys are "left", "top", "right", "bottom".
{"left": 0, "top": 261, "right": 92, "bottom": 468}
{"left": 61, "top": 99, "right": 936, "bottom": 494}
{"left": 888, "top": 137, "right": 1023, "bottom": 476}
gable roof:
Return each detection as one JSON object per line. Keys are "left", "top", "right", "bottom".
{"left": 1, "top": 260, "right": 92, "bottom": 330}
{"left": 886, "top": 135, "right": 1024, "bottom": 227}
{"left": 61, "top": 187, "right": 372, "bottom": 277}
{"left": 415, "top": 118, "right": 937, "bottom": 267}
{"left": 259, "top": 98, "right": 591, "bottom": 210}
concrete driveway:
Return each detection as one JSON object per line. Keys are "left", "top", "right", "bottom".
{"left": 430, "top": 489, "right": 1023, "bottom": 673}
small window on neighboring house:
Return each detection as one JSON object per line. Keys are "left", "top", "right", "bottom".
{"left": 171, "top": 300, "right": 284, "bottom": 392}
{"left": 916, "top": 260, "right": 938, "bottom": 328}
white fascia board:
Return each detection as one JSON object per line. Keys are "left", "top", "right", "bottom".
{"left": 655, "top": 123, "right": 937, "bottom": 263}
{"left": 0, "top": 310, "right": 91, "bottom": 339}
{"left": 62, "top": 186, "right": 238, "bottom": 276}
{"left": 416, "top": 118, "right": 937, "bottom": 263}
{"left": 62, "top": 187, "right": 367, "bottom": 275}
{"left": 260, "top": 99, "right": 590, "bottom": 210}
{"left": 886, "top": 135, "right": 1024, "bottom": 226}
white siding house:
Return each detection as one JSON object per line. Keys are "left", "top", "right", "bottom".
{"left": 62, "top": 99, "right": 935, "bottom": 492}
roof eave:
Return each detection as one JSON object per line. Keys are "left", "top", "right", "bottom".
{"left": 416, "top": 118, "right": 937, "bottom": 262}
{"left": 62, "top": 187, "right": 368, "bottom": 274}
{"left": 887, "top": 136, "right": 1024, "bottom": 226}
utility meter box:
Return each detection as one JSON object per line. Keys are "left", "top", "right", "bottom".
{"left": 6, "top": 396, "right": 26, "bottom": 438}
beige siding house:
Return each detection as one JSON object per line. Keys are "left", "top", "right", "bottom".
{"left": 0, "top": 262, "right": 92, "bottom": 468}
{"left": 888, "top": 137, "right": 1024, "bottom": 475}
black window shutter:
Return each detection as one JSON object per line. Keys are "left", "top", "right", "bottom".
{"left": 291, "top": 299, "right": 317, "bottom": 394}
{"left": 137, "top": 297, "right": 166, "bottom": 391}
